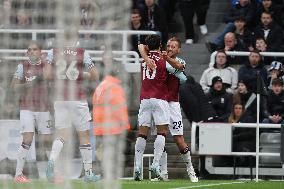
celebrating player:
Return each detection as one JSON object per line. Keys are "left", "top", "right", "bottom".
{"left": 134, "top": 34, "right": 170, "bottom": 181}
{"left": 12, "top": 41, "right": 53, "bottom": 183}
{"left": 44, "top": 31, "right": 100, "bottom": 183}
{"left": 139, "top": 37, "right": 198, "bottom": 182}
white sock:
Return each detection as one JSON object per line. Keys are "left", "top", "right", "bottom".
{"left": 15, "top": 144, "right": 30, "bottom": 176}
{"left": 49, "top": 138, "right": 64, "bottom": 161}
{"left": 153, "top": 135, "right": 165, "bottom": 165}
{"left": 79, "top": 144, "right": 93, "bottom": 175}
{"left": 159, "top": 150, "right": 168, "bottom": 175}
{"left": 134, "top": 137, "right": 146, "bottom": 168}
{"left": 181, "top": 150, "right": 193, "bottom": 168}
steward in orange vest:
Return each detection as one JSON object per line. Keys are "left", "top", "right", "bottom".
{"left": 93, "top": 75, "right": 130, "bottom": 135}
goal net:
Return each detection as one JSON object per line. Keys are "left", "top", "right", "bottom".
{"left": 0, "top": 0, "right": 133, "bottom": 188}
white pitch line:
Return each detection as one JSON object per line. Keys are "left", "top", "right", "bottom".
{"left": 170, "top": 181, "right": 245, "bottom": 189}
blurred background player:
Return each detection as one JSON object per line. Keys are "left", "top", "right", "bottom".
{"left": 139, "top": 37, "right": 198, "bottom": 182}
{"left": 12, "top": 41, "right": 53, "bottom": 183}
{"left": 44, "top": 30, "right": 100, "bottom": 183}
{"left": 93, "top": 51, "right": 130, "bottom": 189}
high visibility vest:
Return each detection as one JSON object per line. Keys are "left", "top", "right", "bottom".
{"left": 93, "top": 75, "right": 130, "bottom": 135}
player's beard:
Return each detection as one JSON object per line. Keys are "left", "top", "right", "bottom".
{"left": 29, "top": 55, "right": 40, "bottom": 65}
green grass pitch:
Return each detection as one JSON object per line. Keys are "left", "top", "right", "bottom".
{"left": 1, "top": 179, "right": 284, "bottom": 189}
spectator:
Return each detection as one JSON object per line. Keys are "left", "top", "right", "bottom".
{"left": 200, "top": 50, "right": 238, "bottom": 94}
{"left": 238, "top": 50, "right": 268, "bottom": 92}
{"left": 207, "top": 32, "right": 247, "bottom": 64}
{"left": 206, "top": 0, "right": 255, "bottom": 51}
{"left": 234, "top": 16, "right": 254, "bottom": 51}
{"left": 77, "top": 0, "right": 99, "bottom": 49}
{"left": 222, "top": 32, "right": 247, "bottom": 52}
{"left": 267, "top": 61, "right": 284, "bottom": 89}
{"left": 14, "top": 9, "right": 32, "bottom": 28}
{"left": 206, "top": 76, "right": 233, "bottom": 122}
{"left": 10, "top": 9, "right": 32, "bottom": 49}
{"left": 262, "top": 78, "right": 284, "bottom": 124}
{"left": 254, "top": 37, "right": 275, "bottom": 65}
{"left": 2, "top": 0, "right": 12, "bottom": 27}
{"left": 232, "top": 0, "right": 283, "bottom": 6}
{"left": 228, "top": 102, "right": 254, "bottom": 123}
{"left": 179, "top": 0, "right": 210, "bottom": 44}
{"left": 140, "top": 0, "right": 168, "bottom": 47}
{"left": 225, "top": 0, "right": 256, "bottom": 29}
{"left": 253, "top": 11, "right": 283, "bottom": 52}
{"left": 131, "top": 9, "right": 148, "bottom": 54}
{"left": 158, "top": 0, "right": 177, "bottom": 25}
{"left": 0, "top": 5, "right": 5, "bottom": 28}
{"left": 180, "top": 75, "right": 217, "bottom": 122}
{"left": 80, "top": 0, "right": 97, "bottom": 28}
{"left": 223, "top": 32, "right": 247, "bottom": 66}
{"left": 132, "top": 0, "right": 146, "bottom": 10}
{"left": 231, "top": 103, "right": 256, "bottom": 159}
{"left": 256, "top": 0, "right": 283, "bottom": 28}
{"left": 233, "top": 80, "right": 268, "bottom": 122}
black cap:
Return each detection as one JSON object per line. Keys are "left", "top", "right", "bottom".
{"left": 211, "top": 76, "right": 222, "bottom": 86}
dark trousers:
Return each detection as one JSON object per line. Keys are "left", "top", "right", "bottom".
{"left": 179, "top": 1, "right": 208, "bottom": 39}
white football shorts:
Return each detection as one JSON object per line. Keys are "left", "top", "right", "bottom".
{"left": 54, "top": 100, "right": 91, "bottom": 131}
{"left": 138, "top": 98, "right": 170, "bottom": 127}
{"left": 150, "top": 102, "right": 183, "bottom": 136}
{"left": 20, "top": 110, "right": 52, "bottom": 134}
{"left": 168, "top": 101, "right": 183, "bottom": 136}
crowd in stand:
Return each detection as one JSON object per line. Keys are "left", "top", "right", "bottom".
{"left": 201, "top": 50, "right": 284, "bottom": 125}
{"left": 1, "top": 0, "right": 284, "bottom": 123}
{"left": 0, "top": 0, "right": 283, "bottom": 122}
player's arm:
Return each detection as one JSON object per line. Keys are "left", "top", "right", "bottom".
{"left": 84, "top": 66, "right": 99, "bottom": 81}
{"left": 162, "top": 51, "right": 184, "bottom": 70}
{"left": 11, "top": 78, "right": 28, "bottom": 93}
{"left": 11, "top": 64, "right": 32, "bottom": 92}
{"left": 43, "top": 49, "right": 54, "bottom": 81}
{"left": 166, "top": 63, "right": 187, "bottom": 84}
{"left": 138, "top": 44, "right": 156, "bottom": 70}
{"left": 83, "top": 51, "right": 99, "bottom": 81}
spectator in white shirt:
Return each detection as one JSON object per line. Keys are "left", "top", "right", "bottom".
{"left": 200, "top": 50, "right": 238, "bottom": 94}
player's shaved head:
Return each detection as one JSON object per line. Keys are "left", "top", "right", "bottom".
{"left": 168, "top": 37, "right": 181, "bottom": 48}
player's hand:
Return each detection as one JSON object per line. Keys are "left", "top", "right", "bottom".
{"left": 145, "top": 57, "right": 156, "bottom": 71}
{"left": 32, "top": 75, "right": 44, "bottom": 85}
{"left": 161, "top": 51, "right": 169, "bottom": 59}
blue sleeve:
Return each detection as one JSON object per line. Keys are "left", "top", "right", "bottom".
{"left": 166, "top": 62, "right": 177, "bottom": 74}
{"left": 46, "top": 49, "right": 54, "bottom": 64}
{"left": 175, "top": 71, "right": 187, "bottom": 84}
{"left": 166, "top": 62, "right": 187, "bottom": 84}
{"left": 83, "top": 51, "right": 95, "bottom": 70}
{"left": 13, "top": 64, "right": 24, "bottom": 80}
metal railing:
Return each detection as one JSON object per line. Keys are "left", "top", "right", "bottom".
{"left": 209, "top": 51, "right": 284, "bottom": 67}
{"left": 0, "top": 49, "right": 141, "bottom": 73}
{"left": 0, "top": 29, "right": 157, "bottom": 51}
{"left": 191, "top": 119, "right": 282, "bottom": 180}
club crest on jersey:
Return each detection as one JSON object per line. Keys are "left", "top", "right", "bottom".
{"left": 63, "top": 49, "right": 77, "bottom": 56}
{"left": 25, "top": 75, "right": 36, "bottom": 82}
